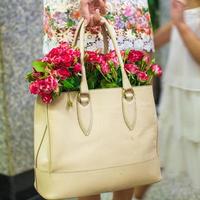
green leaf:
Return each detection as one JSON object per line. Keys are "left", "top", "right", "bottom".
{"left": 32, "top": 61, "right": 47, "bottom": 72}
{"left": 125, "top": 48, "right": 131, "bottom": 56}
{"left": 100, "top": 79, "right": 118, "bottom": 88}
{"left": 25, "top": 72, "right": 35, "bottom": 82}
{"left": 111, "top": 67, "right": 118, "bottom": 81}
{"left": 62, "top": 76, "right": 81, "bottom": 90}
{"left": 63, "top": 79, "right": 75, "bottom": 89}
{"left": 88, "top": 77, "right": 96, "bottom": 89}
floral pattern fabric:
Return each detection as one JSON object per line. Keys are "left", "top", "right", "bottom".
{"left": 43, "top": 0, "right": 154, "bottom": 54}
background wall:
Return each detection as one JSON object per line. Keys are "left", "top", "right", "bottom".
{"left": 0, "top": 0, "right": 43, "bottom": 176}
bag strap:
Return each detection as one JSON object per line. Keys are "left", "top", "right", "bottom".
{"left": 72, "top": 19, "right": 109, "bottom": 54}
{"left": 74, "top": 18, "right": 136, "bottom": 135}
{"left": 74, "top": 17, "right": 133, "bottom": 95}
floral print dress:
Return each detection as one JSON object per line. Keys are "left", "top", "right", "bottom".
{"left": 43, "top": 0, "right": 154, "bottom": 54}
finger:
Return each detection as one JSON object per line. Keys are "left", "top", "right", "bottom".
{"left": 177, "top": 0, "right": 186, "bottom": 5}
{"left": 98, "top": 0, "right": 107, "bottom": 15}
{"left": 80, "top": 1, "right": 91, "bottom": 25}
{"left": 94, "top": 9, "right": 105, "bottom": 26}
{"left": 174, "top": 0, "right": 185, "bottom": 8}
{"left": 172, "top": 0, "right": 184, "bottom": 11}
{"left": 89, "top": 14, "right": 95, "bottom": 27}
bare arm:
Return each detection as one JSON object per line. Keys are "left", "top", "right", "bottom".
{"left": 176, "top": 22, "right": 200, "bottom": 64}
{"left": 171, "top": 0, "right": 200, "bottom": 65}
{"left": 154, "top": 22, "right": 172, "bottom": 50}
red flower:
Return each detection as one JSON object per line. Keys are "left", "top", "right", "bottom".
{"left": 125, "top": 64, "right": 139, "bottom": 74}
{"left": 66, "top": 48, "right": 80, "bottom": 59}
{"left": 101, "top": 61, "right": 110, "bottom": 74}
{"left": 56, "top": 68, "right": 71, "bottom": 80}
{"left": 143, "top": 54, "right": 151, "bottom": 65}
{"left": 85, "top": 51, "right": 101, "bottom": 63}
{"left": 106, "top": 51, "right": 119, "bottom": 66}
{"left": 137, "top": 71, "right": 149, "bottom": 82}
{"left": 44, "top": 44, "right": 75, "bottom": 67}
{"left": 29, "top": 76, "right": 58, "bottom": 96}
{"left": 73, "top": 63, "right": 82, "bottom": 74}
{"left": 121, "top": 50, "right": 125, "bottom": 58}
{"left": 33, "top": 72, "right": 43, "bottom": 79}
{"left": 128, "top": 50, "right": 144, "bottom": 62}
{"left": 40, "top": 93, "right": 53, "bottom": 104}
{"left": 29, "top": 82, "right": 40, "bottom": 94}
{"left": 151, "top": 64, "right": 162, "bottom": 77}
{"left": 105, "top": 51, "right": 116, "bottom": 60}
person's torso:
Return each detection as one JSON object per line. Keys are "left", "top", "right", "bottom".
{"left": 43, "top": 0, "right": 154, "bottom": 54}
{"left": 164, "top": 7, "right": 200, "bottom": 91}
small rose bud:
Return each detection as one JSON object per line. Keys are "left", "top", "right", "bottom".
{"left": 151, "top": 64, "right": 162, "bottom": 77}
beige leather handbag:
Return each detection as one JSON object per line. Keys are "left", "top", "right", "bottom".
{"left": 34, "top": 17, "right": 161, "bottom": 200}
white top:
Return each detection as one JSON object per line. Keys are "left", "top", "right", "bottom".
{"left": 43, "top": 0, "right": 154, "bottom": 54}
{"left": 163, "top": 7, "right": 200, "bottom": 91}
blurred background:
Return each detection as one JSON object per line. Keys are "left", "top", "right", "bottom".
{"left": 0, "top": 0, "right": 199, "bottom": 200}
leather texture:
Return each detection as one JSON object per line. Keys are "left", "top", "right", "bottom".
{"left": 34, "top": 18, "right": 161, "bottom": 199}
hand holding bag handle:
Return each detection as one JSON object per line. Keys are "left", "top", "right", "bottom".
{"left": 73, "top": 17, "right": 136, "bottom": 135}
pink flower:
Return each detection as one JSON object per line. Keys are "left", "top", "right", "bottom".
{"left": 29, "top": 82, "right": 40, "bottom": 94}
{"left": 128, "top": 50, "right": 144, "bottom": 63}
{"left": 40, "top": 93, "right": 53, "bottom": 104}
{"left": 46, "top": 76, "right": 58, "bottom": 89}
{"left": 137, "top": 71, "right": 149, "bottom": 82}
{"left": 125, "top": 64, "right": 139, "bottom": 74}
{"left": 56, "top": 68, "right": 71, "bottom": 80}
{"left": 66, "top": 48, "right": 80, "bottom": 59}
{"left": 29, "top": 76, "right": 58, "bottom": 96}
{"left": 105, "top": 51, "right": 119, "bottom": 66}
{"left": 145, "top": 13, "right": 151, "bottom": 21}
{"left": 101, "top": 61, "right": 110, "bottom": 74}
{"left": 40, "top": 76, "right": 58, "bottom": 94}
{"left": 151, "top": 64, "right": 162, "bottom": 77}
{"left": 143, "top": 55, "right": 151, "bottom": 64}
{"left": 121, "top": 50, "right": 125, "bottom": 58}
{"left": 39, "top": 77, "right": 57, "bottom": 93}
{"left": 73, "top": 63, "right": 82, "bottom": 74}
{"left": 44, "top": 44, "right": 75, "bottom": 67}
{"left": 32, "top": 72, "right": 42, "bottom": 78}
{"left": 86, "top": 51, "right": 101, "bottom": 63}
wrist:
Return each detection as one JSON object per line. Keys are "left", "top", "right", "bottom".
{"left": 175, "top": 21, "right": 188, "bottom": 33}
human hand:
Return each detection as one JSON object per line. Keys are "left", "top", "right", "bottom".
{"left": 80, "top": 0, "right": 107, "bottom": 26}
{"left": 171, "top": 0, "right": 186, "bottom": 26}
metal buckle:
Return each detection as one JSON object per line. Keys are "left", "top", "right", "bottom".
{"left": 77, "top": 93, "right": 90, "bottom": 106}
{"left": 123, "top": 88, "right": 134, "bottom": 101}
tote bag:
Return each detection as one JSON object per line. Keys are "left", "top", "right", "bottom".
{"left": 34, "top": 17, "right": 161, "bottom": 199}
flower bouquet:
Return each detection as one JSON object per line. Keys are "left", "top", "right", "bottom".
{"left": 26, "top": 42, "right": 162, "bottom": 104}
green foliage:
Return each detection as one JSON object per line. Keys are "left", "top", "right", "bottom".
{"left": 32, "top": 61, "right": 48, "bottom": 72}
{"left": 148, "top": 0, "right": 160, "bottom": 30}
{"left": 62, "top": 76, "right": 80, "bottom": 91}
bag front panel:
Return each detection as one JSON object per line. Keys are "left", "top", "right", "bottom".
{"left": 36, "top": 85, "right": 158, "bottom": 172}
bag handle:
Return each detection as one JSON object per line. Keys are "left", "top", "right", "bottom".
{"left": 72, "top": 19, "right": 109, "bottom": 53}
{"left": 74, "top": 17, "right": 136, "bottom": 135}
{"left": 73, "top": 17, "right": 133, "bottom": 98}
